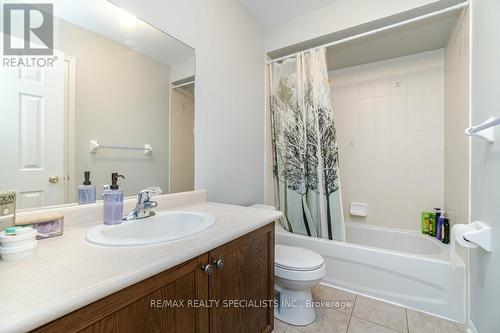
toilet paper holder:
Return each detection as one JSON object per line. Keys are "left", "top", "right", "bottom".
{"left": 462, "top": 221, "right": 492, "bottom": 253}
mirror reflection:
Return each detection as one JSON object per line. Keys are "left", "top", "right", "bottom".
{"left": 0, "top": 0, "right": 195, "bottom": 210}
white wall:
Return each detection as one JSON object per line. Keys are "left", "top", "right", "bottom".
{"left": 330, "top": 50, "right": 444, "bottom": 230}
{"left": 469, "top": 0, "right": 500, "bottom": 332}
{"left": 265, "top": 0, "right": 446, "bottom": 52}
{"left": 114, "top": 0, "right": 265, "bottom": 205}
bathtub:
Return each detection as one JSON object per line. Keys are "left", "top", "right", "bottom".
{"left": 275, "top": 222, "right": 465, "bottom": 322}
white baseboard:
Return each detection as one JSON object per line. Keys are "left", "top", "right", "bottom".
{"left": 467, "top": 319, "right": 478, "bottom": 333}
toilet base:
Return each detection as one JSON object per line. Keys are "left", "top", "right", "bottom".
{"left": 274, "top": 284, "right": 316, "bottom": 326}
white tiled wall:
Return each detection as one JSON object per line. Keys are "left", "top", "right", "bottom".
{"left": 330, "top": 50, "right": 444, "bottom": 231}
{"left": 444, "top": 7, "right": 469, "bottom": 300}
{"left": 444, "top": 10, "right": 469, "bottom": 227}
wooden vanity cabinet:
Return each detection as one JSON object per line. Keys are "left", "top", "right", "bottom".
{"left": 32, "top": 223, "right": 274, "bottom": 333}
{"left": 209, "top": 225, "right": 274, "bottom": 333}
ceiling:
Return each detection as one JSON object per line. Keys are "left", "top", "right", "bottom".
{"left": 50, "top": 0, "right": 194, "bottom": 66}
{"left": 237, "top": 0, "right": 340, "bottom": 28}
{"left": 326, "top": 9, "right": 459, "bottom": 71}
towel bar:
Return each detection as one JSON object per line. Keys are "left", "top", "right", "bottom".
{"left": 89, "top": 140, "right": 153, "bottom": 155}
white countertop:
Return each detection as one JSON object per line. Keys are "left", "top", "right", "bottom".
{"left": 0, "top": 200, "right": 282, "bottom": 333}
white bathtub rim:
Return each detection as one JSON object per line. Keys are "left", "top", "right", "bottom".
{"left": 346, "top": 222, "right": 448, "bottom": 246}
{"left": 275, "top": 223, "right": 465, "bottom": 268}
{"left": 467, "top": 319, "right": 479, "bottom": 333}
{"left": 324, "top": 275, "right": 447, "bottom": 305}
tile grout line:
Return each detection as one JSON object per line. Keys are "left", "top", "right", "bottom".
{"left": 312, "top": 286, "right": 359, "bottom": 319}
{"left": 350, "top": 292, "right": 408, "bottom": 333}
{"left": 350, "top": 314, "right": 405, "bottom": 333}
{"left": 345, "top": 293, "right": 358, "bottom": 333}
{"left": 406, "top": 308, "right": 410, "bottom": 333}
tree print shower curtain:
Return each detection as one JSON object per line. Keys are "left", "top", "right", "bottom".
{"left": 269, "top": 47, "right": 345, "bottom": 241}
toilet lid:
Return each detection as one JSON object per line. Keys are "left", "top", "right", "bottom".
{"left": 275, "top": 244, "right": 324, "bottom": 271}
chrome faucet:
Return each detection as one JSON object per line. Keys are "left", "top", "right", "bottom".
{"left": 123, "top": 189, "right": 158, "bottom": 221}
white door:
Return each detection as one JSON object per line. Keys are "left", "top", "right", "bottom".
{"left": 0, "top": 54, "right": 65, "bottom": 209}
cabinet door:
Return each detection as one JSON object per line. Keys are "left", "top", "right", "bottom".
{"left": 33, "top": 254, "right": 209, "bottom": 333}
{"left": 209, "top": 223, "right": 274, "bottom": 333}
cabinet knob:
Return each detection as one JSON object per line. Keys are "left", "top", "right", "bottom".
{"left": 201, "top": 264, "right": 214, "bottom": 275}
{"left": 213, "top": 258, "right": 224, "bottom": 270}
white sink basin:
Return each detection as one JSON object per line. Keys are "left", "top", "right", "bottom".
{"left": 85, "top": 211, "right": 216, "bottom": 247}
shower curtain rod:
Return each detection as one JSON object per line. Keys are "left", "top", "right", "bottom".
{"left": 266, "top": 1, "right": 469, "bottom": 64}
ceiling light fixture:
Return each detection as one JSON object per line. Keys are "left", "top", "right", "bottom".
{"left": 117, "top": 8, "right": 138, "bottom": 28}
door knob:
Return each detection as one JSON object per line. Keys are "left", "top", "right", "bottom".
{"left": 48, "top": 176, "right": 59, "bottom": 184}
{"left": 213, "top": 258, "right": 224, "bottom": 270}
{"left": 201, "top": 264, "right": 214, "bottom": 275}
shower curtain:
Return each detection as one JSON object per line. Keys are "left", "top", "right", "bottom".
{"left": 269, "top": 47, "right": 345, "bottom": 241}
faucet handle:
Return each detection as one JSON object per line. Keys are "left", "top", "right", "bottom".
{"left": 136, "top": 187, "right": 162, "bottom": 205}
{"left": 145, "top": 186, "right": 163, "bottom": 195}
{"left": 137, "top": 189, "right": 154, "bottom": 204}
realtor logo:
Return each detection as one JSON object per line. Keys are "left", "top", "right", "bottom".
{"left": 3, "top": 3, "right": 53, "bottom": 55}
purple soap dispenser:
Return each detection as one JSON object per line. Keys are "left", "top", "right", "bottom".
{"left": 102, "top": 173, "right": 125, "bottom": 225}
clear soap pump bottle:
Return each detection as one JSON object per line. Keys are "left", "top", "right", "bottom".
{"left": 102, "top": 173, "right": 125, "bottom": 225}
{"left": 77, "top": 171, "right": 96, "bottom": 205}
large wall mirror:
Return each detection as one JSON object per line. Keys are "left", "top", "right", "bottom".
{"left": 0, "top": 0, "right": 195, "bottom": 210}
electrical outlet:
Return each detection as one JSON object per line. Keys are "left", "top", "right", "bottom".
{"left": 0, "top": 190, "right": 16, "bottom": 231}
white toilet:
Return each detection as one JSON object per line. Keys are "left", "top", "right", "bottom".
{"left": 274, "top": 244, "right": 326, "bottom": 326}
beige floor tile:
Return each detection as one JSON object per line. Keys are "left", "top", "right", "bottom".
{"left": 312, "top": 283, "right": 357, "bottom": 315}
{"left": 276, "top": 286, "right": 463, "bottom": 333}
{"left": 348, "top": 317, "right": 401, "bottom": 333}
{"left": 287, "top": 308, "right": 350, "bottom": 333}
{"left": 407, "top": 309, "right": 466, "bottom": 333}
{"left": 285, "top": 327, "right": 303, "bottom": 333}
{"left": 274, "top": 318, "right": 289, "bottom": 333}
{"left": 352, "top": 295, "right": 407, "bottom": 332}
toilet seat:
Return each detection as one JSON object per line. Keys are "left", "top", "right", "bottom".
{"left": 275, "top": 244, "right": 326, "bottom": 281}
{"left": 275, "top": 263, "right": 326, "bottom": 281}
{"left": 275, "top": 244, "right": 324, "bottom": 271}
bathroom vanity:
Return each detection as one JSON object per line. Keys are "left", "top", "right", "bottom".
{"left": 0, "top": 190, "right": 282, "bottom": 333}
{"left": 33, "top": 223, "right": 275, "bottom": 333}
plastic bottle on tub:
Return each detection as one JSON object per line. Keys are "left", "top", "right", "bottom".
{"left": 442, "top": 218, "right": 450, "bottom": 244}
{"left": 436, "top": 210, "right": 445, "bottom": 241}
{"left": 427, "top": 208, "right": 440, "bottom": 237}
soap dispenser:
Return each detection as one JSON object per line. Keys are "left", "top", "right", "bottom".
{"left": 77, "top": 171, "right": 96, "bottom": 205}
{"left": 102, "top": 173, "right": 125, "bottom": 225}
